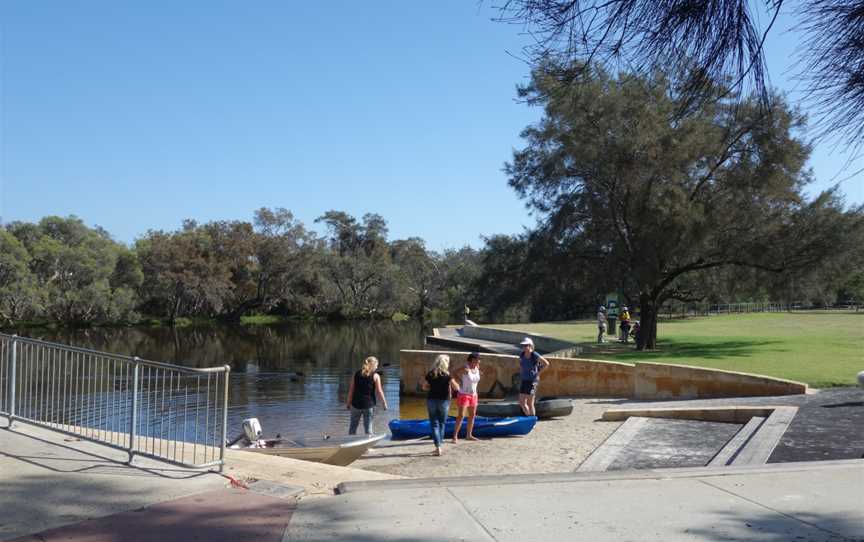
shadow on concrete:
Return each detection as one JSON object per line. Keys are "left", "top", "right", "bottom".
{"left": 7, "top": 488, "right": 294, "bottom": 542}
{"left": 822, "top": 401, "right": 864, "bottom": 409}
{"left": 681, "top": 508, "right": 863, "bottom": 541}
{"left": 287, "top": 498, "right": 453, "bottom": 542}
{"left": 1, "top": 427, "right": 207, "bottom": 480}
{"left": 586, "top": 398, "right": 631, "bottom": 405}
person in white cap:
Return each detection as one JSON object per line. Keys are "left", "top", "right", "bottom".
{"left": 518, "top": 337, "right": 550, "bottom": 416}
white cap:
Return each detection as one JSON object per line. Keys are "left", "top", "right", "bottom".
{"left": 520, "top": 337, "right": 534, "bottom": 347}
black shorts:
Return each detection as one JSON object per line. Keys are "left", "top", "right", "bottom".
{"left": 519, "top": 380, "right": 539, "bottom": 395}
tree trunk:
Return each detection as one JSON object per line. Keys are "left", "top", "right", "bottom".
{"left": 636, "top": 293, "right": 658, "bottom": 350}
{"left": 169, "top": 296, "right": 181, "bottom": 327}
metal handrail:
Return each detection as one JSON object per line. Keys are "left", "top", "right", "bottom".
{"left": 10, "top": 335, "right": 230, "bottom": 373}
{"left": 0, "top": 333, "right": 230, "bottom": 471}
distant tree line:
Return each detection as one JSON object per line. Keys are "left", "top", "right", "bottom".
{"left": 0, "top": 197, "right": 860, "bottom": 330}
{"left": 0, "top": 210, "right": 484, "bottom": 327}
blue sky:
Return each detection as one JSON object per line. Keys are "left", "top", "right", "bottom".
{"left": 1, "top": 2, "right": 861, "bottom": 251}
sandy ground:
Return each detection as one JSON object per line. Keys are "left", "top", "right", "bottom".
{"left": 352, "top": 398, "right": 625, "bottom": 478}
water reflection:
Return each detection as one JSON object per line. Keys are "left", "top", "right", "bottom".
{"left": 8, "top": 321, "right": 429, "bottom": 439}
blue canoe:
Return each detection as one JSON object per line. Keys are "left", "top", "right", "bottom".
{"left": 388, "top": 416, "right": 538, "bottom": 440}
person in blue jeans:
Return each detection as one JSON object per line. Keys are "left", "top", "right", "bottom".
{"left": 346, "top": 356, "right": 388, "bottom": 435}
{"left": 419, "top": 354, "right": 458, "bottom": 456}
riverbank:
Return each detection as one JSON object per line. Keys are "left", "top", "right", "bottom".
{"left": 353, "top": 398, "right": 623, "bottom": 478}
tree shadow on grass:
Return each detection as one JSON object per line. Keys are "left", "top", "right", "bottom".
{"left": 609, "top": 339, "right": 786, "bottom": 362}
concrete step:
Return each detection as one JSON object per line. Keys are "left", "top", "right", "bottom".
{"left": 337, "top": 458, "right": 863, "bottom": 494}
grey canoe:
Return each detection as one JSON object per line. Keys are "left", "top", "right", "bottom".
{"left": 231, "top": 433, "right": 385, "bottom": 466}
{"left": 476, "top": 397, "right": 574, "bottom": 419}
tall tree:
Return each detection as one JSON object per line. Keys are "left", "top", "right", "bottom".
{"left": 390, "top": 237, "right": 440, "bottom": 318}
{"left": 7, "top": 216, "right": 136, "bottom": 324}
{"left": 135, "top": 224, "right": 233, "bottom": 324}
{"left": 315, "top": 211, "right": 398, "bottom": 318}
{"left": 246, "top": 207, "right": 321, "bottom": 318}
{"left": 506, "top": 63, "right": 858, "bottom": 348}
{"left": 0, "top": 230, "right": 40, "bottom": 324}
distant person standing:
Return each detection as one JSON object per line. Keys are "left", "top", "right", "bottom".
{"left": 619, "top": 306, "right": 631, "bottom": 343}
{"left": 346, "top": 356, "right": 388, "bottom": 435}
{"left": 606, "top": 301, "right": 618, "bottom": 337}
{"left": 597, "top": 306, "right": 608, "bottom": 343}
{"left": 518, "top": 338, "right": 550, "bottom": 416}
{"left": 631, "top": 321, "right": 642, "bottom": 345}
{"left": 419, "top": 354, "right": 458, "bottom": 456}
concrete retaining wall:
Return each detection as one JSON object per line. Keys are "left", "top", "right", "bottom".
{"left": 399, "top": 350, "right": 806, "bottom": 399}
{"left": 458, "top": 326, "right": 578, "bottom": 356}
{"left": 401, "top": 350, "right": 633, "bottom": 398}
{"left": 633, "top": 363, "right": 807, "bottom": 400}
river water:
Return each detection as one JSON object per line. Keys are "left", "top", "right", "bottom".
{"left": 6, "top": 321, "right": 433, "bottom": 440}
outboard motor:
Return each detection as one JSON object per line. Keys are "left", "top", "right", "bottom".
{"left": 243, "top": 418, "right": 263, "bottom": 441}
{"left": 226, "top": 417, "right": 264, "bottom": 447}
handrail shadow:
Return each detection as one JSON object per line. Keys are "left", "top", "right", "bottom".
{"left": 1, "top": 425, "right": 212, "bottom": 480}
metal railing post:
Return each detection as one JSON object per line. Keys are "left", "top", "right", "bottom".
{"left": 219, "top": 365, "right": 230, "bottom": 472}
{"left": 9, "top": 335, "right": 17, "bottom": 428}
{"left": 128, "top": 358, "right": 140, "bottom": 464}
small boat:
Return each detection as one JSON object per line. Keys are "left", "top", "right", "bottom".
{"left": 228, "top": 418, "right": 385, "bottom": 466}
{"left": 389, "top": 416, "right": 537, "bottom": 440}
{"left": 476, "top": 397, "right": 574, "bottom": 419}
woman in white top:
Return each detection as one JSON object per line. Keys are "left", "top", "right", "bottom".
{"left": 451, "top": 352, "right": 482, "bottom": 442}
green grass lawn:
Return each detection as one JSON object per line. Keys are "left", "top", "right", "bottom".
{"left": 495, "top": 312, "right": 863, "bottom": 388}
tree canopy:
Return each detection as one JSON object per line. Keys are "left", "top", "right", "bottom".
{"left": 497, "top": 0, "right": 864, "bottom": 145}
{"left": 504, "top": 62, "right": 860, "bottom": 347}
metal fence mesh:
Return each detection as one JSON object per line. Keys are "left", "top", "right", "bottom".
{"left": 0, "top": 334, "right": 229, "bottom": 470}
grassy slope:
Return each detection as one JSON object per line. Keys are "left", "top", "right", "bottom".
{"left": 495, "top": 312, "right": 863, "bottom": 388}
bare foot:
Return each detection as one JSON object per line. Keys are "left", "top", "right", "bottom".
{"left": 466, "top": 435, "right": 479, "bottom": 441}
{"left": 451, "top": 438, "right": 458, "bottom": 444}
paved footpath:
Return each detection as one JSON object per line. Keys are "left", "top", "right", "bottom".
{"left": 4, "top": 420, "right": 863, "bottom": 541}
{"left": 287, "top": 460, "right": 864, "bottom": 542}
{"left": 0, "top": 422, "right": 299, "bottom": 542}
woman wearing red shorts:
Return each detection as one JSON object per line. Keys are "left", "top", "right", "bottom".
{"left": 451, "top": 352, "right": 482, "bottom": 443}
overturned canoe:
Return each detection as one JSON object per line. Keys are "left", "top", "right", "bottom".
{"left": 389, "top": 416, "right": 537, "bottom": 440}
{"left": 476, "top": 397, "right": 574, "bottom": 419}
{"left": 231, "top": 433, "right": 385, "bottom": 466}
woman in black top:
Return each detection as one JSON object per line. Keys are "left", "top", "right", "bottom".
{"left": 419, "top": 354, "right": 458, "bottom": 456}
{"left": 346, "top": 356, "right": 388, "bottom": 435}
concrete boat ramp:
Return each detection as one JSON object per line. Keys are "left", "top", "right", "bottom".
{"left": 426, "top": 325, "right": 581, "bottom": 356}
{"left": 4, "top": 415, "right": 862, "bottom": 541}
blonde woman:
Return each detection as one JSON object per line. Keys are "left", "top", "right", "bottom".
{"left": 346, "top": 356, "right": 388, "bottom": 435}
{"left": 419, "top": 354, "right": 459, "bottom": 456}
